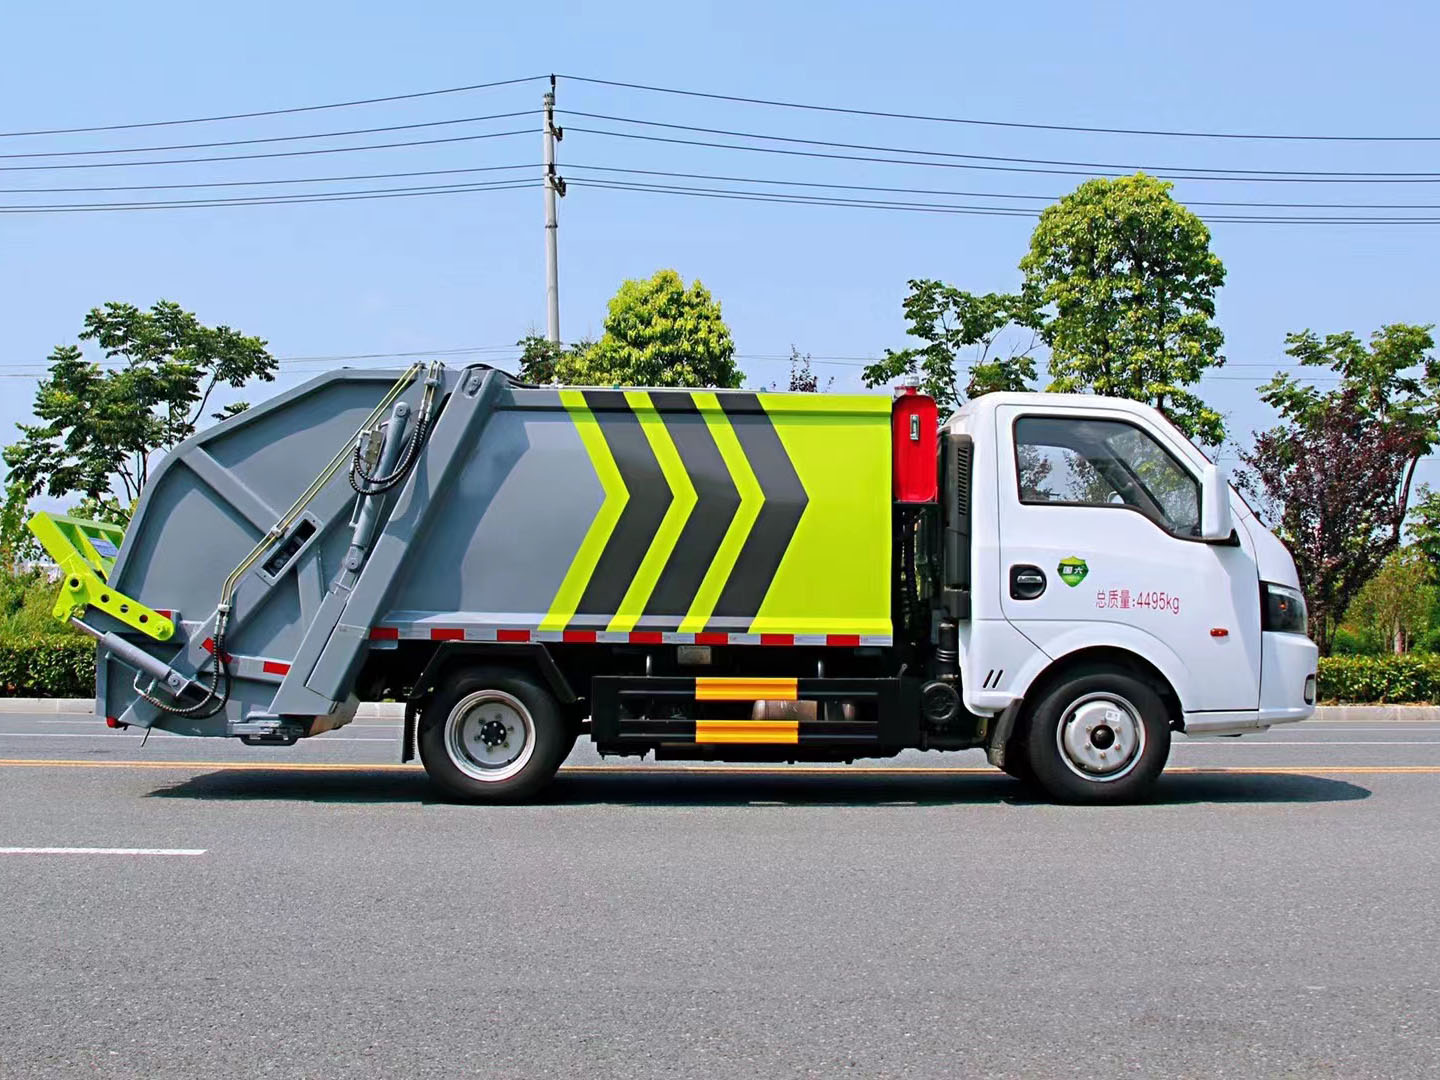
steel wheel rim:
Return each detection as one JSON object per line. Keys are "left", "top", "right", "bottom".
{"left": 444, "top": 690, "right": 536, "bottom": 783}
{"left": 1055, "top": 691, "right": 1146, "bottom": 783}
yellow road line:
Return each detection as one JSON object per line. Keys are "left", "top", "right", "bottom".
{"left": 0, "top": 759, "right": 1437, "bottom": 776}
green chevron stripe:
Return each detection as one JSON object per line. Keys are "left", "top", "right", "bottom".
{"left": 540, "top": 389, "right": 628, "bottom": 631}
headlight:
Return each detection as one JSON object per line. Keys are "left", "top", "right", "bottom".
{"left": 1261, "top": 582, "right": 1308, "bottom": 635}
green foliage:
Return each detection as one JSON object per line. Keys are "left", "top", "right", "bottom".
{"left": 863, "top": 281, "right": 1039, "bottom": 413}
{"left": 0, "top": 570, "right": 75, "bottom": 639}
{"left": 0, "top": 635, "right": 94, "bottom": 697}
{"left": 1407, "top": 483, "right": 1440, "bottom": 579}
{"left": 1020, "top": 173, "right": 1227, "bottom": 444}
{"left": 1262, "top": 324, "right": 1439, "bottom": 438}
{"left": 1329, "top": 626, "right": 1381, "bottom": 656}
{"left": 1317, "top": 654, "right": 1440, "bottom": 703}
{"left": 2, "top": 301, "right": 275, "bottom": 557}
{"left": 1345, "top": 546, "right": 1434, "bottom": 653}
{"left": 515, "top": 334, "right": 566, "bottom": 383}
{"left": 552, "top": 271, "right": 741, "bottom": 388}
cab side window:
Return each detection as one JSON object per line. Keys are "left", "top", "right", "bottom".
{"left": 1014, "top": 416, "right": 1201, "bottom": 536}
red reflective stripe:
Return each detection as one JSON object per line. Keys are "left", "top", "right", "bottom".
{"left": 695, "top": 632, "right": 728, "bottom": 646}
{"left": 563, "top": 630, "right": 597, "bottom": 643}
{"left": 262, "top": 660, "right": 291, "bottom": 676}
{"left": 826, "top": 634, "right": 861, "bottom": 647}
{"left": 760, "top": 634, "right": 794, "bottom": 646}
{"left": 200, "top": 638, "right": 232, "bottom": 663}
{"left": 497, "top": 629, "right": 531, "bottom": 643}
{"left": 152, "top": 609, "right": 172, "bottom": 619}
{"left": 370, "top": 626, "right": 399, "bottom": 641}
{"left": 629, "top": 631, "right": 663, "bottom": 645}
{"left": 430, "top": 628, "right": 464, "bottom": 641}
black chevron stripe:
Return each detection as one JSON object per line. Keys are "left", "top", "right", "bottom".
{"left": 709, "top": 393, "right": 809, "bottom": 624}
{"left": 639, "top": 391, "right": 741, "bottom": 629}
{"left": 572, "top": 390, "right": 672, "bottom": 624}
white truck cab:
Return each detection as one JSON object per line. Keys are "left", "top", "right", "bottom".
{"left": 946, "top": 393, "right": 1318, "bottom": 793}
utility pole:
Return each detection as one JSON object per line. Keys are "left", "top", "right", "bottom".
{"left": 543, "top": 76, "right": 565, "bottom": 344}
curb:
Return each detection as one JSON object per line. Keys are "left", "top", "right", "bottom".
{"left": 0, "top": 699, "right": 1435, "bottom": 722}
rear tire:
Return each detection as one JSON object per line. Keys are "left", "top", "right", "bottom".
{"left": 419, "top": 667, "right": 569, "bottom": 802}
{"left": 1022, "top": 667, "right": 1171, "bottom": 804}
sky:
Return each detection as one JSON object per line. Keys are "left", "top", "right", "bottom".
{"left": 3, "top": 0, "right": 1439, "bottom": 507}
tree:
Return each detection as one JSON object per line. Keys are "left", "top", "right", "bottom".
{"left": 2, "top": 301, "right": 275, "bottom": 554}
{"left": 1263, "top": 324, "right": 1439, "bottom": 530}
{"left": 551, "top": 270, "right": 741, "bottom": 388}
{"left": 1347, "top": 547, "right": 1433, "bottom": 654}
{"left": 782, "top": 347, "right": 831, "bottom": 393}
{"left": 1407, "top": 484, "right": 1440, "bottom": 579}
{"left": 515, "top": 334, "right": 566, "bottom": 384}
{"left": 1020, "top": 173, "right": 1228, "bottom": 444}
{"left": 862, "top": 281, "right": 1038, "bottom": 413}
{"left": 1236, "top": 390, "right": 1421, "bottom": 655}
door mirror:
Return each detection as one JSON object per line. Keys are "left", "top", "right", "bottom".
{"left": 1199, "top": 463, "right": 1233, "bottom": 542}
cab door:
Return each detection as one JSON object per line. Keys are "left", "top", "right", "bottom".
{"left": 993, "top": 404, "right": 1260, "bottom": 713}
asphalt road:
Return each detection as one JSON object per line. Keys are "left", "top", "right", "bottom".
{"left": 1, "top": 712, "right": 1438, "bottom": 1079}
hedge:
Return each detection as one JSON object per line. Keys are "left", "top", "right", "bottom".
{"left": 1, "top": 635, "right": 1439, "bottom": 704}
{"left": 0, "top": 636, "right": 95, "bottom": 697}
{"left": 1316, "top": 655, "right": 1440, "bottom": 705}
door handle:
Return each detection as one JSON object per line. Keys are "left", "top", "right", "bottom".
{"left": 1010, "top": 565, "right": 1047, "bottom": 600}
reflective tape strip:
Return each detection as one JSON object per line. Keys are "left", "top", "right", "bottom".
{"left": 367, "top": 621, "right": 890, "bottom": 647}
{"left": 696, "top": 677, "right": 799, "bottom": 702}
{"left": 695, "top": 719, "right": 799, "bottom": 744}
{"left": 198, "top": 638, "right": 290, "bottom": 681}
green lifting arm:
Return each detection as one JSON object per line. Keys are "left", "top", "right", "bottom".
{"left": 26, "top": 512, "right": 175, "bottom": 642}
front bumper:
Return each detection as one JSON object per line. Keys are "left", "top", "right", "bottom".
{"left": 1183, "top": 631, "right": 1318, "bottom": 737}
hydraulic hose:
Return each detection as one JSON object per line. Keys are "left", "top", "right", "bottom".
{"left": 348, "top": 360, "right": 443, "bottom": 495}
{"left": 136, "top": 363, "right": 433, "bottom": 718}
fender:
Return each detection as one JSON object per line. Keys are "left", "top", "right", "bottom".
{"left": 409, "top": 641, "right": 578, "bottom": 705}
{"left": 1004, "top": 621, "right": 1194, "bottom": 714}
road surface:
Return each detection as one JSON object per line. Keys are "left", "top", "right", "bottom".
{"left": 1, "top": 711, "right": 1437, "bottom": 1078}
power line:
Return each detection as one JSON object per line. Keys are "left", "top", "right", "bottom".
{"left": 0, "top": 179, "right": 538, "bottom": 214}
{"left": 0, "top": 129, "right": 536, "bottom": 173}
{"left": 560, "top": 74, "right": 1440, "bottom": 143}
{"left": 564, "top": 111, "right": 1440, "bottom": 180}
{"left": 568, "top": 125, "right": 1440, "bottom": 185}
{"left": 0, "top": 75, "right": 548, "bottom": 139}
{"left": 0, "top": 164, "right": 537, "bottom": 194}
{"left": 568, "top": 177, "right": 1440, "bottom": 224}
{"left": 0, "top": 111, "right": 536, "bottom": 160}
{"left": 564, "top": 164, "right": 1440, "bottom": 211}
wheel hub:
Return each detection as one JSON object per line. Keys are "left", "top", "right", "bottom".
{"left": 444, "top": 690, "right": 536, "bottom": 782}
{"left": 1056, "top": 694, "right": 1145, "bottom": 781}
{"left": 478, "top": 718, "right": 510, "bottom": 749}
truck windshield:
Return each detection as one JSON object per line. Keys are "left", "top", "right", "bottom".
{"left": 1014, "top": 416, "right": 1201, "bottom": 537}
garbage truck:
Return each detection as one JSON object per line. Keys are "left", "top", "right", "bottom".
{"left": 30, "top": 362, "right": 1318, "bottom": 804}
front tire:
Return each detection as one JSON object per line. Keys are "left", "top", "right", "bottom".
{"left": 419, "top": 667, "right": 570, "bottom": 802}
{"left": 1023, "top": 667, "right": 1171, "bottom": 804}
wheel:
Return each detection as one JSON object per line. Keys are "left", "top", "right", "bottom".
{"left": 418, "top": 667, "right": 570, "bottom": 802}
{"left": 1022, "top": 667, "right": 1171, "bottom": 804}
{"left": 1000, "top": 739, "right": 1036, "bottom": 786}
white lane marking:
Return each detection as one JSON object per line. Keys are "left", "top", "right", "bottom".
{"left": 0, "top": 847, "right": 205, "bottom": 856}
{"left": 1262, "top": 727, "right": 1440, "bottom": 733}
{"left": 0, "top": 733, "right": 391, "bottom": 742}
